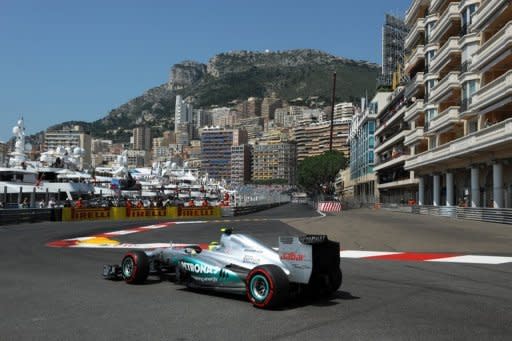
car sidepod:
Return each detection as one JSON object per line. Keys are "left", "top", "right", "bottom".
{"left": 177, "top": 254, "right": 246, "bottom": 293}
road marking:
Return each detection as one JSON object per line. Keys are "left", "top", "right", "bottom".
{"left": 46, "top": 222, "right": 512, "bottom": 265}
{"left": 339, "top": 251, "right": 402, "bottom": 258}
{"left": 427, "top": 255, "right": 512, "bottom": 265}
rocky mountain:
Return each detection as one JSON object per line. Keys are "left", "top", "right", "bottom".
{"left": 43, "top": 49, "right": 380, "bottom": 143}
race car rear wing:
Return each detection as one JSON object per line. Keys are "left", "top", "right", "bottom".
{"left": 278, "top": 235, "right": 340, "bottom": 284}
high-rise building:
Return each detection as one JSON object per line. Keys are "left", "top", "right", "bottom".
{"left": 293, "top": 119, "right": 352, "bottom": 162}
{"left": 200, "top": 127, "right": 236, "bottom": 182}
{"left": 132, "top": 126, "right": 151, "bottom": 151}
{"left": 44, "top": 125, "right": 91, "bottom": 169}
{"left": 175, "top": 95, "right": 193, "bottom": 138}
{"left": 261, "top": 93, "right": 282, "bottom": 120}
{"left": 349, "top": 93, "right": 390, "bottom": 204}
{"left": 403, "top": 0, "right": 512, "bottom": 209}
{"left": 334, "top": 103, "right": 356, "bottom": 120}
{"left": 247, "top": 97, "right": 262, "bottom": 116}
{"left": 0, "top": 141, "right": 8, "bottom": 167}
{"left": 231, "top": 144, "right": 252, "bottom": 185}
{"left": 374, "top": 86, "right": 418, "bottom": 203}
{"left": 379, "top": 14, "right": 408, "bottom": 88}
{"left": 252, "top": 142, "right": 297, "bottom": 185}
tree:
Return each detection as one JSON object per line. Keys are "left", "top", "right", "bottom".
{"left": 297, "top": 150, "right": 346, "bottom": 195}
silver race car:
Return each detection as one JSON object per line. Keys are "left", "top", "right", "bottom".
{"left": 103, "top": 228, "right": 342, "bottom": 309}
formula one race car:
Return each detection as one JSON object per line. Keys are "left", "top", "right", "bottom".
{"left": 103, "top": 229, "right": 342, "bottom": 309}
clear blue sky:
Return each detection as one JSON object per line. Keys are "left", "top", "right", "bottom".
{"left": 0, "top": 0, "right": 411, "bottom": 142}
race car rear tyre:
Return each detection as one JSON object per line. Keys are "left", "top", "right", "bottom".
{"left": 327, "top": 267, "right": 342, "bottom": 294}
{"left": 121, "top": 251, "right": 149, "bottom": 284}
{"left": 246, "top": 264, "right": 289, "bottom": 309}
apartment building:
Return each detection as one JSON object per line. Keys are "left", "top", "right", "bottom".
{"left": 231, "top": 144, "right": 252, "bottom": 185}
{"left": 252, "top": 142, "right": 297, "bottom": 185}
{"left": 349, "top": 93, "right": 390, "bottom": 203}
{"left": 334, "top": 102, "right": 356, "bottom": 120}
{"left": 44, "top": 125, "right": 91, "bottom": 169}
{"left": 293, "top": 119, "right": 352, "bottom": 162}
{"left": 403, "top": 0, "right": 512, "bottom": 208}
{"left": 200, "top": 127, "right": 241, "bottom": 183}
{"left": 132, "top": 126, "right": 151, "bottom": 151}
{"left": 374, "top": 86, "right": 419, "bottom": 203}
{"left": 0, "top": 141, "right": 8, "bottom": 167}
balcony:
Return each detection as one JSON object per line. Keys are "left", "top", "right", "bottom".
{"left": 429, "top": 0, "right": 445, "bottom": 12}
{"left": 375, "top": 106, "right": 407, "bottom": 136}
{"left": 405, "top": 118, "right": 512, "bottom": 170}
{"left": 429, "top": 37, "right": 461, "bottom": 74}
{"left": 470, "top": 0, "right": 509, "bottom": 31}
{"left": 374, "top": 130, "right": 410, "bottom": 154}
{"left": 404, "top": 127, "right": 426, "bottom": 146}
{"left": 406, "top": 0, "right": 429, "bottom": 26}
{"left": 471, "top": 22, "right": 512, "bottom": 72}
{"left": 405, "top": 72, "right": 424, "bottom": 98}
{"left": 405, "top": 18, "right": 426, "bottom": 50}
{"left": 404, "top": 99, "right": 425, "bottom": 122}
{"left": 426, "top": 106, "right": 461, "bottom": 134}
{"left": 470, "top": 70, "right": 512, "bottom": 114}
{"left": 374, "top": 155, "right": 410, "bottom": 172}
{"left": 378, "top": 178, "right": 419, "bottom": 190}
{"left": 429, "top": 72, "right": 460, "bottom": 103}
{"left": 429, "top": 3, "right": 461, "bottom": 43}
{"left": 405, "top": 45, "right": 425, "bottom": 74}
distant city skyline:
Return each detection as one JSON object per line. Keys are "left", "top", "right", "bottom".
{"left": 0, "top": 0, "right": 411, "bottom": 142}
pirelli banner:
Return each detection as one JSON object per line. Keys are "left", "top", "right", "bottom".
{"left": 62, "top": 206, "right": 222, "bottom": 221}
{"left": 178, "top": 206, "right": 221, "bottom": 218}
{"left": 62, "top": 207, "right": 112, "bottom": 221}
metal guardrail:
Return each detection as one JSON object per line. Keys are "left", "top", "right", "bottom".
{"left": 0, "top": 208, "right": 62, "bottom": 225}
{"left": 411, "top": 205, "right": 512, "bottom": 225}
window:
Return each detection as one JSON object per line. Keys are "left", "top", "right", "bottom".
{"left": 426, "top": 108, "right": 437, "bottom": 123}
{"left": 368, "top": 121, "right": 375, "bottom": 133}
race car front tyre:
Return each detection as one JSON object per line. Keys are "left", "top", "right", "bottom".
{"left": 246, "top": 264, "right": 289, "bottom": 309}
{"left": 121, "top": 251, "right": 149, "bottom": 284}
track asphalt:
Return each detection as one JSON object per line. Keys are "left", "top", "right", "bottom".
{"left": 1, "top": 204, "right": 511, "bottom": 340}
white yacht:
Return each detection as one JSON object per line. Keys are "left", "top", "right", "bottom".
{"left": 0, "top": 118, "right": 94, "bottom": 206}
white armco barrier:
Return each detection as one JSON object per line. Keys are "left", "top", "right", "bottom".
{"left": 317, "top": 201, "right": 342, "bottom": 213}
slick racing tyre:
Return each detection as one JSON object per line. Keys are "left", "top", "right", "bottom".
{"left": 327, "top": 267, "right": 342, "bottom": 294}
{"left": 308, "top": 267, "right": 342, "bottom": 297}
{"left": 121, "top": 251, "right": 149, "bottom": 284}
{"left": 246, "top": 264, "right": 289, "bottom": 309}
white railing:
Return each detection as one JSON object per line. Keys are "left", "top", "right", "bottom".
{"left": 471, "top": 70, "right": 512, "bottom": 111}
{"left": 374, "top": 130, "right": 410, "bottom": 154}
{"left": 427, "top": 106, "right": 460, "bottom": 133}
{"left": 406, "top": 0, "right": 428, "bottom": 26}
{"left": 374, "top": 155, "right": 410, "bottom": 171}
{"left": 470, "top": 0, "right": 508, "bottom": 31}
{"left": 429, "top": 71, "right": 460, "bottom": 102}
{"left": 405, "top": 118, "right": 512, "bottom": 170}
{"left": 404, "top": 127, "right": 425, "bottom": 146}
{"left": 377, "top": 178, "right": 419, "bottom": 189}
{"left": 429, "top": 37, "right": 461, "bottom": 73}
{"left": 405, "top": 18, "right": 426, "bottom": 50}
{"left": 375, "top": 106, "right": 407, "bottom": 136}
{"left": 430, "top": 2, "right": 461, "bottom": 43}
{"left": 472, "top": 22, "right": 512, "bottom": 71}
{"left": 404, "top": 99, "right": 425, "bottom": 122}
{"left": 412, "top": 205, "right": 512, "bottom": 225}
{"left": 405, "top": 45, "right": 425, "bottom": 73}
{"left": 405, "top": 73, "right": 424, "bottom": 97}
